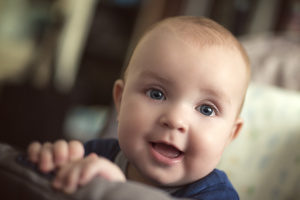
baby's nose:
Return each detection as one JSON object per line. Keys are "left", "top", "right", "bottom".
{"left": 159, "top": 106, "right": 188, "bottom": 133}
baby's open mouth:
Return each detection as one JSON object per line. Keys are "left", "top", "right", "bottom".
{"left": 151, "top": 142, "right": 183, "bottom": 159}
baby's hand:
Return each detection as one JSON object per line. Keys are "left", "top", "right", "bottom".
{"left": 52, "top": 153, "right": 126, "bottom": 193}
{"left": 27, "top": 140, "right": 84, "bottom": 173}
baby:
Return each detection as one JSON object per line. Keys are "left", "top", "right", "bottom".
{"left": 27, "top": 16, "right": 250, "bottom": 199}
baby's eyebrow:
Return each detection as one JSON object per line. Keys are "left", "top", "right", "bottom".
{"left": 200, "top": 88, "right": 231, "bottom": 106}
{"left": 139, "top": 70, "right": 173, "bottom": 85}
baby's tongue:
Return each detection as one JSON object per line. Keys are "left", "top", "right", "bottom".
{"left": 153, "top": 143, "right": 181, "bottom": 158}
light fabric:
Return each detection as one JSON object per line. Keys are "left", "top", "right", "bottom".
{"left": 218, "top": 83, "right": 300, "bottom": 200}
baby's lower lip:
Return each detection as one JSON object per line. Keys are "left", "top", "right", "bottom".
{"left": 149, "top": 142, "right": 184, "bottom": 165}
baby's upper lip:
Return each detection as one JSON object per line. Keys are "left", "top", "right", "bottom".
{"left": 150, "top": 140, "right": 184, "bottom": 153}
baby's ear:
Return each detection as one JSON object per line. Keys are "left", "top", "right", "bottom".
{"left": 113, "top": 79, "right": 125, "bottom": 114}
{"left": 227, "top": 117, "right": 243, "bottom": 145}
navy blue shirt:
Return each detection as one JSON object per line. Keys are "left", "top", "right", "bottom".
{"left": 84, "top": 138, "right": 239, "bottom": 200}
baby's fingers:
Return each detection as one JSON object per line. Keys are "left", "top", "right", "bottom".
{"left": 53, "top": 140, "right": 68, "bottom": 167}
{"left": 68, "top": 140, "right": 84, "bottom": 161}
{"left": 39, "top": 142, "right": 55, "bottom": 172}
{"left": 53, "top": 163, "right": 81, "bottom": 194}
{"left": 52, "top": 140, "right": 84, "bottom": 167}
{"left": 79, "top": 154, "right": 126, "bottom": 185}
{"left": 27, "top": 142, "right": 42, "bottom": 163}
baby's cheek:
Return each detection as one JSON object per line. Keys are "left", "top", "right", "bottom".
{"left": 122, "top": 100, "right": 155, "bottom": 128}
{"left": 184, "top": 135, "right": 223, "bottom": 176}
{"left": 118, "top": 104, "right": 148, "bottom": 141}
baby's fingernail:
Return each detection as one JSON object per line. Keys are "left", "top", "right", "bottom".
{"left": 29, "top": 155, "right": 38, "bottom": 163}
{"left": 78, "top": 173, "right": 87, "bottom": 185}
{"left": 52, "top": 180, "right": 62, "bottom": 189}
{"left": 78, "top": 179, "right": 85, "bottom": 186}
{"left": 40, "top": 163, "right": 54, "bottom": 173}
{"left": 64, "top": 186, "right": 76, "bottom": 194}
{"left": 55, "top": 157, "right": 66, "bottom": 166}
{"left": 40, "top": 165, "right": 48, "bottom": 173}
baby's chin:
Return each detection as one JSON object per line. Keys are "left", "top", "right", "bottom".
{"left": 142, "top": 170, "right": 198, "bottom": 187}
{"left": 151, "top": 168, "right": 215, "bottom": 187}
{"left": 132, "top": 167, "right": 184, "bottom": 187}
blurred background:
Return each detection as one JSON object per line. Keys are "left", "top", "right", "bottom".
{"left": 0, "top": 0, "right": 300, "bottom": 199}
{"left": 0, "top": 0, "right": 298, "bottom": 146}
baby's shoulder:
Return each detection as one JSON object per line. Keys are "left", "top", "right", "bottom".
{"left": 173, "top": 169, "right": 239, "bottom": 200}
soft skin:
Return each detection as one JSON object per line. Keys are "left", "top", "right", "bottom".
{"left": 27, "top": 140, "right": 125, "bottom": 193}
{"left": 113, "top": 27, "right": 247, "bottom": 187}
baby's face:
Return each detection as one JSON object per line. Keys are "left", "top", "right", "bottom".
{"left": 114, "top": 27, "right": 247, "bottom": 186}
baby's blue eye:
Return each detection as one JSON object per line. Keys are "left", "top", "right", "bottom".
{"left": 197, "top": 105, "right": 215, "bottom": 116}
{"left": 146, "top": 89, "right": 165, "bottom": 100}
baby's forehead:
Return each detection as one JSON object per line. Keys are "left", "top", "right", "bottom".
{"left": 126, "top": 17, "right": 250, "bottom": 82}
{"left": 145, "top": 24, "right": 247, "bottom": 68}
